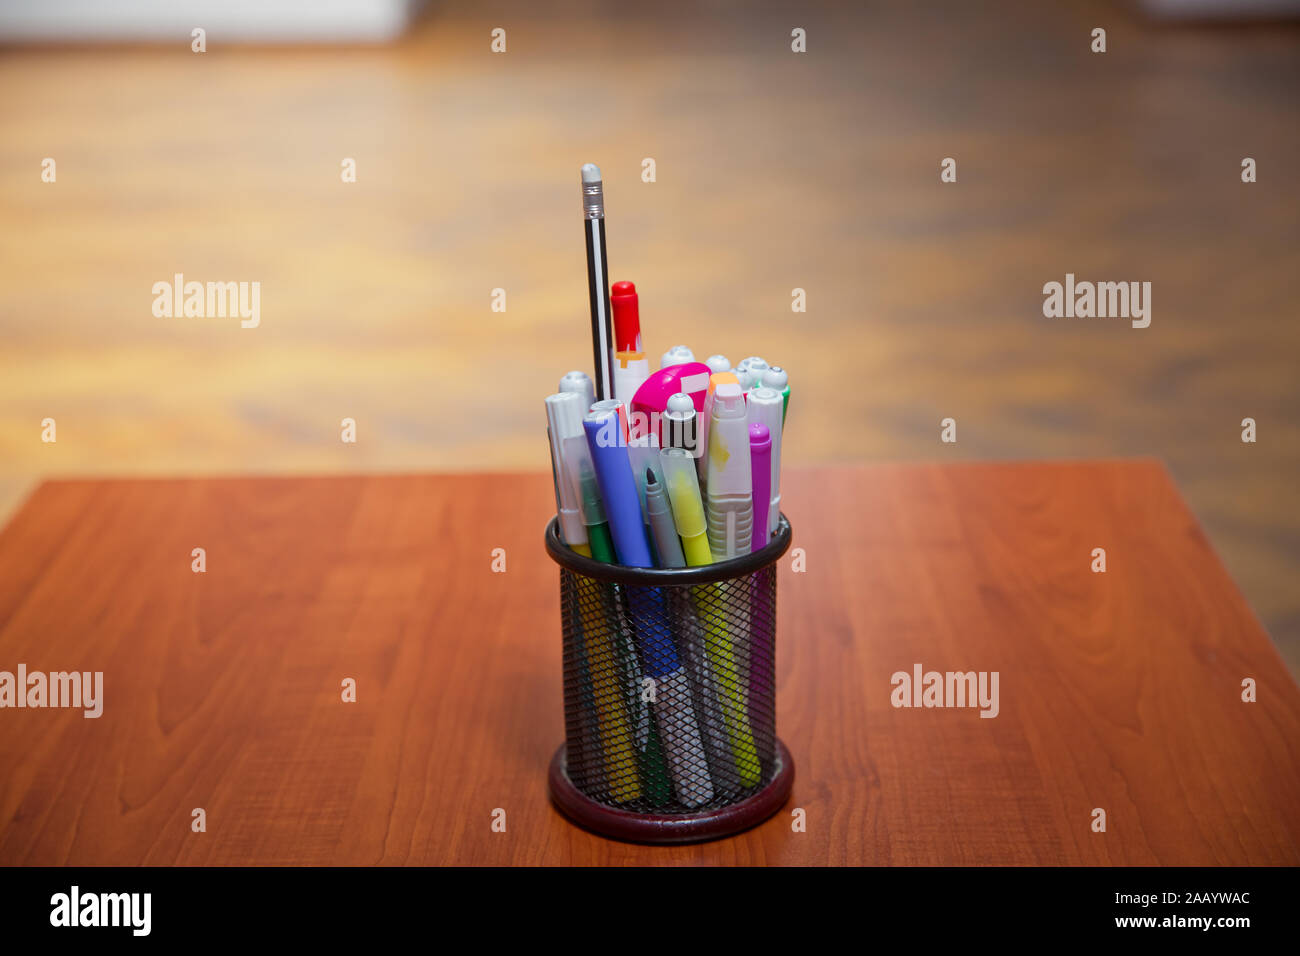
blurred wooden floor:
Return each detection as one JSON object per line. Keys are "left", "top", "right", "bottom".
{"left": 0, "top": 0, "right": 1297, "bottom": 673}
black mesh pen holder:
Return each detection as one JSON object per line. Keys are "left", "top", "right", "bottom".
{"left": 545, "top": 516, "right": 794, "bottom": 844}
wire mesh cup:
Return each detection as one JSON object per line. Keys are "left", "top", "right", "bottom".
{"left": 545, "top": 515, "right": 794, "bottom": 844}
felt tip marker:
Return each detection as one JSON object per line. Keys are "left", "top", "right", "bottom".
{"left": 614, "top": 349, "right": 650, "bottom": 410}
{"left": 659, "top": 448, "right": 713, "bottom": 566}
{"left": 705, "top": 383, "right": 753, "bottom": 559}
{"left": 583, "top": 405, "right": 652, "bottom": 567}
{"left": 748, "top": 422, "right": 771, "bottom": 550}
{"left": 576, "top": 454, "right": 615, "bottom": 563}
{"left": 587, "top": 411, "right": 711, "bottom": 805}
{"left": 644, "top": 468, "right": 686, "bottom": 569}
{"left": 697, "top": 370, "right": 740, "bottom": 495}
{"left": 747, "top": 386, "right": 784, "bottom": 540}
{"left": 610, "top": 280, "right": 643, "bottom": 353}
{"left": 545, "top": 392, "right": 590, "bottom": 555}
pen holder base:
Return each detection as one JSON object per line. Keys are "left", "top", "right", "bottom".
{"left": 548, "top": 738, "right": 794, "bottom": 845}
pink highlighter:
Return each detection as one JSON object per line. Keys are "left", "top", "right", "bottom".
{"left": 630, "top": 361, "right": 712, "bottom": 443}
{"left": 749, "top": 422, "right": 772, "bottom": 550}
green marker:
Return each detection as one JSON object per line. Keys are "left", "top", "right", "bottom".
{"left": 578, "top": 456, "right": 616, "bottom": 564}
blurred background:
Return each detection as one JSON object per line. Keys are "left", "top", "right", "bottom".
{"left": 0, "top": 0, "right": 1297, "bottom": 673}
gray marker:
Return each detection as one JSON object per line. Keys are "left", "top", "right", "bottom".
{"left": 644, "top": 468, "right": 685, "bottom": 568}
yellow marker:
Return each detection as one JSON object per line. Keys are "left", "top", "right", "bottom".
{"left": 698, "top": 371, "right": 740, "bottom": 496}
{"left": 662, "top": 450, "right": 714, "bottom": 567}
{"left": 570, "top": 542, "right": 592, "bottom": 558}
{"left": 660, "top": 447, "right": 760, "bottom": 786}
{"left": 693, "top": 583, "right": 761, "bottom": 787}
{"left": 576, "top": 588, "right": 641, "bottom": 802}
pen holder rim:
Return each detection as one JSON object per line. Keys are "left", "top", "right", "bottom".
{"left": 544, "top": 514, "right": 792, "bottom": 584}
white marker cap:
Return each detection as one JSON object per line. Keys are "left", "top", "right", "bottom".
{"left": 666, "top": 392, "right": 696, "bottom": 415}
{"left": 762, "top": 365, "right": 788, "bottom": 390}
{"left": 705, "top": 354, "right": 731, "bottom": 375}
{"left": 661, "top": 345, "right": 695, "bottom": 369}
{"left": 559, "top": 370, "right": 595, "bottom": 411}
{"left": 738, "top": 357, "right": 769, "bottom": 389}
{"left": 664, "top": 391, "right": 700, "bottom": 456}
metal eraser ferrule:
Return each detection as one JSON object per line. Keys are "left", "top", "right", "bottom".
{"left": 583, "top": 181, "right": 604, "bottom": 219}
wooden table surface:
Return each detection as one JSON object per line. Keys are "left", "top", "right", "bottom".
{"left": 1, "top": 462, "right": 1297, "bottom": 865}
{"left": 4, "top": 7, "right": 1300, "bottom": 679}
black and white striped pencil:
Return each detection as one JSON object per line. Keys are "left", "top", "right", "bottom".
{"left": 581, "top": 163, "right": 614, "bottom": 401}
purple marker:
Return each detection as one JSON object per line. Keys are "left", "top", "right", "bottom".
{"left": 749, "top": 422, "right": 771, "bottom": 551}
{"left": 747, "top": 420, "right": 776, "bottom": 763}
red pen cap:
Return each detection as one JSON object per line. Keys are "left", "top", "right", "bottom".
{"left": 610, "top": 280, "right": 641, "bottom": 353}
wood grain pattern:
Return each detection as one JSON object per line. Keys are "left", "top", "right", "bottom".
{"left": 2, "top": 3, "right": 1299, "bottom": 675}
{"left": 0, "top": 462, "right": 1296, "bottom": 865}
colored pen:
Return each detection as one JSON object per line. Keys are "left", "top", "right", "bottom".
{"left": 584, "top": 405, "right": 649, "bottom": 566}
{"left": 611, "top": 280, "right": 643, "bottom": 353}
{"left": 745, "top": 421, "right": 777, "bottom": 768}
{"left": 573, "top": 580, "right": 642, "bottom": 802}
{"left": 697, "top": 370, "right": 740, "bottom": 495}
{"left": 656, "top": 448, "right": 738, "bottom": 788}
{"left": 747, "top": 386, "right": 784, "bottom": 540}
{"left": 761, "top": 365, "right": 789, "bottom": 422}
{"left": 614, "top": 349, "right": 650, "bottom": 410}
{"left": 579, "top": 408, "right": 672, "bottom": 798}
{"left": 660, "top": 448, "right": 712, "bottom": 567}
{"left": 575, "top": 452, "right": 616, "bottom": 563}
{"left": 644, "top": 469, "right": 685, "bottom": 569}
{"left": 584, "top": 406, "right": 713, "bottom": 805}
{"left": 546, "top": 392, "right": 590, "bottom": 556}
{"left": 705, "top": 384, "right": 760, "bottom": 784}
{"left": 610, "top": 283, "right": 651, "bottom": 406}
{"left": 581, "top": 164, "right": 615, "bottom": 401}
{"left": 629, "top": 433, "right": 664, "bottom": 565}
{"left": 662, "top": 447, "right": 760, "bottom": 786}
{"left": 705, "top": 383, "right": 753, "bottom": 559}
{"left": 749, "top": 422, "right": 771, "bottom": 550}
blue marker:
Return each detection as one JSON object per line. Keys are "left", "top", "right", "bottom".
{"left": 583, "top": 403, "right": 714, "bottom": 806}
{"left": 584, "top": 404, "right": 653, "bottom": 568}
